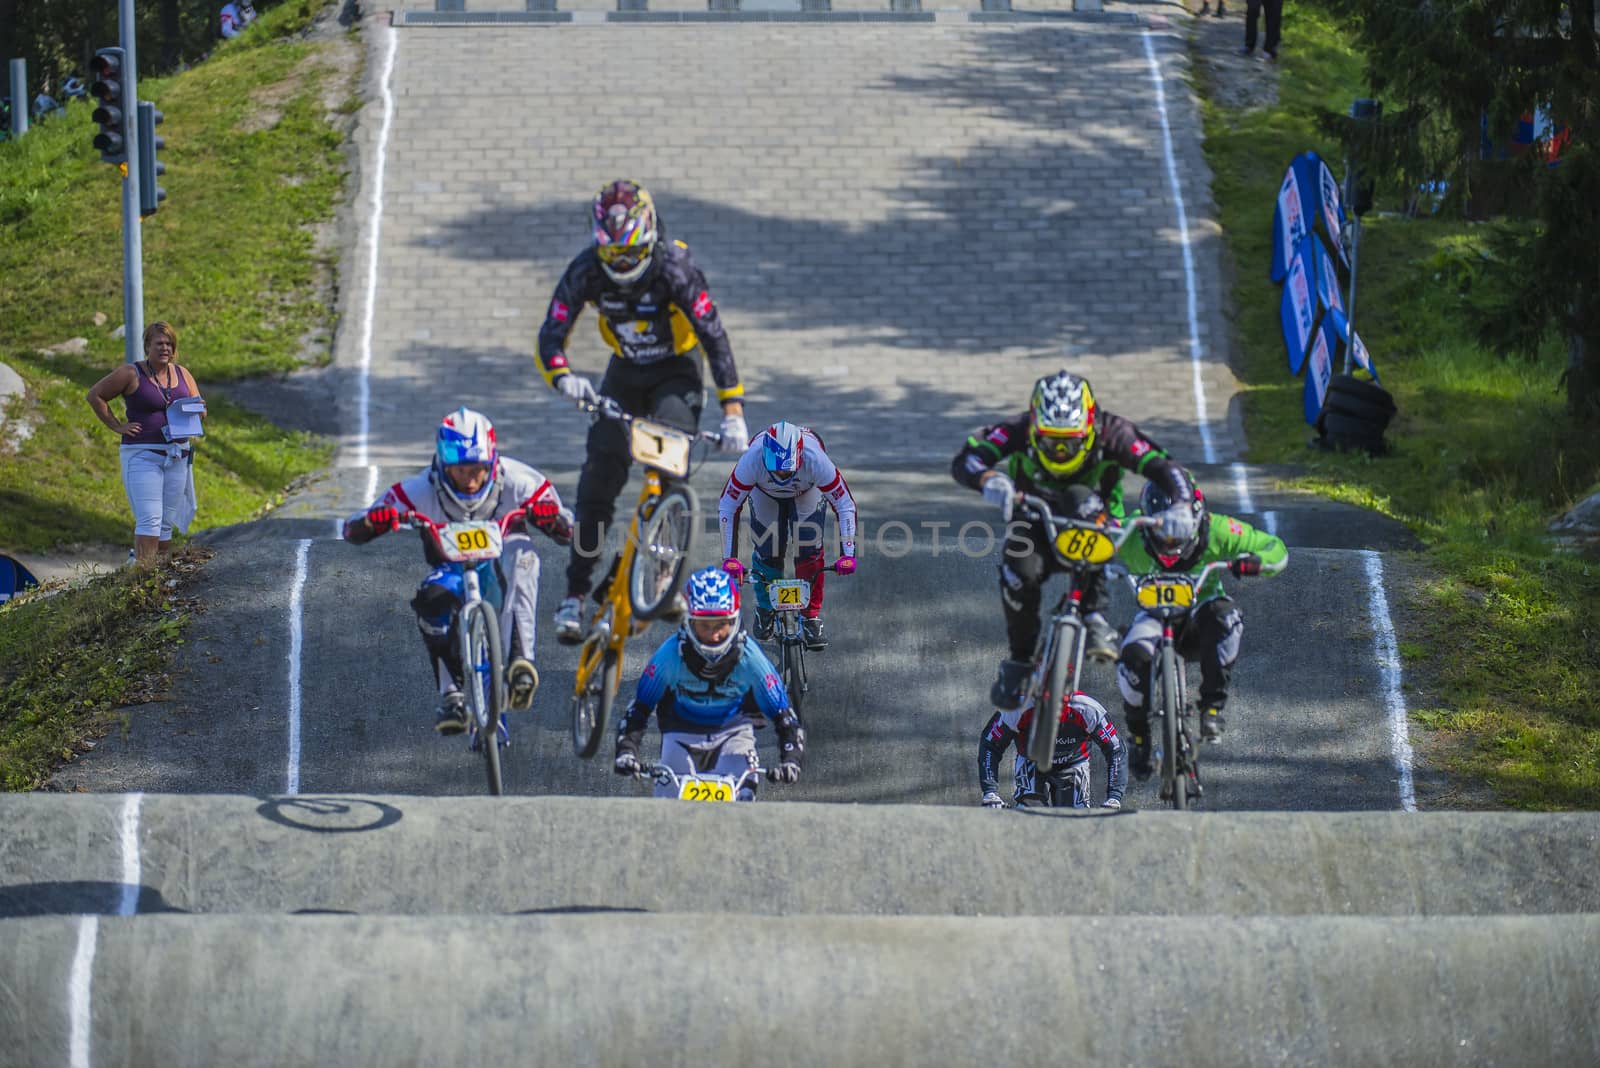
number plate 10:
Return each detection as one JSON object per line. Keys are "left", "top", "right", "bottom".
{"left": 438, "top": 521, "right": 503, "bottom": 563}
{"left": 1137, "top": 578, "right": 1195, "bottom": 609}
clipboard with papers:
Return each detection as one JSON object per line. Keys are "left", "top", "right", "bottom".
{"left": 163, "top": 396, "right": 206, "bottom": 441}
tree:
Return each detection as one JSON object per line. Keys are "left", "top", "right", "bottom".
{"left": 1328, "top": 0, "right": 1600, "bottom": 422}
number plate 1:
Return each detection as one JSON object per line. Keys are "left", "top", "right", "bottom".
{"left": 769, "top": 579, "right": 810, "bottom": 613}
{"left": 1137, "top": 577, "right": 1195, "bottom": 609}
{"left": 678, "top": 777, "right": 735, "bottom": 802}
{"left": 438, "top": 521, "right": 503, "bottom": 563}
{"left": 630, "top": 419, "right": 693, "bottom": 478}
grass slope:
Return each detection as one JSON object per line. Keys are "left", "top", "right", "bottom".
{"left": 1196, "top": 2, "right": 1600, "bottom": 807}
{"left": 0, "top": 0, "right": 342, "bottom": 553}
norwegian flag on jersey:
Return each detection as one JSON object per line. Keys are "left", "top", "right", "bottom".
{"left": 550, "top": 300, "right": 570, "bottom": 323}
{"left": 692, "top": 291, "right": 714, "bottom": 318}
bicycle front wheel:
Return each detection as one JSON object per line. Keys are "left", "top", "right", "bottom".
{"left": 1026, "top": 620, "right": 1075, "bottom": 768}
{"left": 629, "top": 483, "right": 699, "bottom": 620}
{"left": 781, "top": 640, "right": 806, "bottom": 716}
{"left": 571, "top": 642, "right": 619, "bottom": 759}
{"left": 461, "top": 601, "right": 505, "bottom": 796}
{"left": 1159, "top": 643, "right": 1184, "bottom": 811}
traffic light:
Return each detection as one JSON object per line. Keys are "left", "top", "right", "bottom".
{"left": 137, "top": 102, "right": 166, "bottom": 216}
{"left": 89, "top": 47, "right": 127, "bottom": 164}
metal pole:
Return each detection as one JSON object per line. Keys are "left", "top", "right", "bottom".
{"left": 8, "top": 59, "right": 26, "bottom": 137}
{"left": 1343, "top": 217, "right": 1360, "bottom": 374}
{"left": 119, "top": 0, "right": 145, "bottom": 364}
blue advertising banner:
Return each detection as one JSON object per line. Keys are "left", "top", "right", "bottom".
{"left": 1310, "top": 153, "right": 1350, "bottom": 275}
{"left": 1311, "top": 232, "right": 1345, "bottom": 317}
{"left": 1326, "top": 308, "right": 1380, "bottom": 384}
{"left": 1301, "top": 316, "right": 1340, "bottom": 426}
{"left": 1280, "top": 239, "right": 1318, "bottom": 374}
{"left": 1269, "top": 159, "right": 1310, "bottom": 283}
{"left": 1272, "top": 152, "right": 1351, "bottom": 283}
{"left": 0, "top": 554, "right": 40, "bottom": 604}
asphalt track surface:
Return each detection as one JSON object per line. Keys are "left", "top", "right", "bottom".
{"left": 20, "top": 5, "right": 1596, "bottom": 1065}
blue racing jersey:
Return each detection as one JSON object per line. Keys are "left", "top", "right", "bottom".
{"left": 616, "top": 634, "right": 804, "bottom": 765}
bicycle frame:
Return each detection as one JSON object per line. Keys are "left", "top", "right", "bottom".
{"left": 1120, "top": 559, "right": 1233, "bottom": 810}
{"left": 569, "top": 398, "right": 722, "bottom": 758}
{"left": 1015, "top": 494, "right": 1154, "bottom": 768}
{"left": 397, "top": 507, "right": 528, "bottom": 796}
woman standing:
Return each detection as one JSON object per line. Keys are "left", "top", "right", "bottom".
{"left": 86, "top": 322, "right": 203, "bottom": 566}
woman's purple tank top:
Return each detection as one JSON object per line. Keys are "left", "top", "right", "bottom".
{"left": 122, "top": 362, "right": 192, "bottom": 445}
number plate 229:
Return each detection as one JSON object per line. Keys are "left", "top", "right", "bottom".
{"left": 678, "top": 778, "right": 735, "bottom": 802}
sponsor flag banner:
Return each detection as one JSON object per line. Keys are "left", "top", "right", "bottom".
{"left": 1280, "top": 238, "right": 1318, "bottom": 374}
{"left": 1310, "top": 153, "right": 1350, "bottom": 275}
{"left": 1327, "top": 308, "right": 1380, "bottom": 384}
{"left": 1311, "top": 231, "right": 1345, "bottom": 317}
{"left": 1269, "top": 158, "right": 1310, "bottom": 283}
{"left": 1301, "top": 316, "right": 1341, "bottom": 426}
{"left": 0, "top": 554, "right": 40, "bottom": 605}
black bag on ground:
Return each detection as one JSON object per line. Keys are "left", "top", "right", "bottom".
{"left": 1315, "top": 374, "right": 1396, "bottom": 454}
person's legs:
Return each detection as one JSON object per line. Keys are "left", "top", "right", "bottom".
{"left": 1243, "top": 0, "right": 1263, "bottom": 51}
{"left": 155, "top": 452, "right": 187, "bottom": 556}
{"left": 1177, "top": 598, "right": 1243, "bottom": 738}
{"left": 500, "top": 533, "right": 541, "bottom": 709}
{"left": 1263, "top": 0, "right": 1283, "bottom": 55}
{"left": 1115, "top": 612, "right": 1163, "bottom": 776}
{"left": 566, "top": 362, "right": 641, "bottom": 599}
{"left": 120, "top": 449, "right": 165, "bottom": 567}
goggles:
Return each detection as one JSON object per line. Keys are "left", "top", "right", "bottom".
{"left": 1033, "top": 431, "right": 1088, "bottom": 465}
{"left": 596, "top": 240, "right": 652, "bottom": 273}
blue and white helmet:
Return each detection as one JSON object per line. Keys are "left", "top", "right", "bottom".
{"left": 681, "top": 565, "right": 741, "bottom": 664}
{"left": 762, "top": 422, "right": 803, "bottom": 483}
{"left": 432, "top": 407, "right": 499, "bottom": 517}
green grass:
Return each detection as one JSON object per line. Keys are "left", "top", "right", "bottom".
{"left": 0, "top": 550, "right": 207, "bottom": 790}
{"left": 1196, "top": 2, "right": 1600, "bottom": 808}
{"left": 0, "top": 0, "right": 341, "bottom": 552}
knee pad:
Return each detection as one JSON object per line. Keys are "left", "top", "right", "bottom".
{"left": 411, "top": 566, "right": 463, "bottom": 635}
{"left": 1117, "top": 659, "right": 1147, "bottom": 708}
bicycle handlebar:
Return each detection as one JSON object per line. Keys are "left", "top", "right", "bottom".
{"left": 637, "top": 763, "right": 776, "bottom": 789}
{"left": 575, "top": 395, "right": 726, "bottom": 447}
{"left": 1014, "top": 493, "right": 1157, "bottom": 550}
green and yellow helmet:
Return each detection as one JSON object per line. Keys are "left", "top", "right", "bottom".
{"left": 1028, "top": 370, "right": 1097, "bottom": 477}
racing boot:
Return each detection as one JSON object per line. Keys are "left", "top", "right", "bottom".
{"left": 1084, "top": 612, "right": 1119, "bottom": 663}
{"left": 801, "top": 614, "right": 828, "bottom": 651}
{"left": 1201, "top": 705, "right": 1227, "bottom": 742}
{"left": 989, "top": 659, "right": 1032, "bottom": 709}
{"left": 752, "top": 607, "right": 777, "bottom": 642}
{"left": 1124, "top": 702, "right": 1153, "bottom": 779}
{"left": 435, "top": 690, "right": 468, "bottom": 736}
{"left": 553, "top": 595, "right": 584, "bottom": 645}
{"left": 506, "top": 658, "right": 539, "bottom": 711}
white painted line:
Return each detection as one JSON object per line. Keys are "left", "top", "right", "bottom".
{"left": 117, "top": 794, "right": 142, "bottom": 917}
{"left": 69, "top": 915, "right": 97, "bottom": 1068}
{"left": 332, "top": 466, "right": 382, "bottom": 540}
{"left": 1142, "top": 31, "right": 1217, "bottom": 465}
{"left": 1362, "top": 550, "right": 1416, "bottom": 811}
{"left": 287, "top": 538, "right": 312, "bottom": 795}
{"left": 1229, "top": 462, "right": 1255, "bottom": 513}
{"left": 354, "top": 26, "right": 397, "bottom": 470}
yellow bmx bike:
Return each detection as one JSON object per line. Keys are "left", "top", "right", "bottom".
{"left": 570, "top": 398, "right": 723, "bottom": 758}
